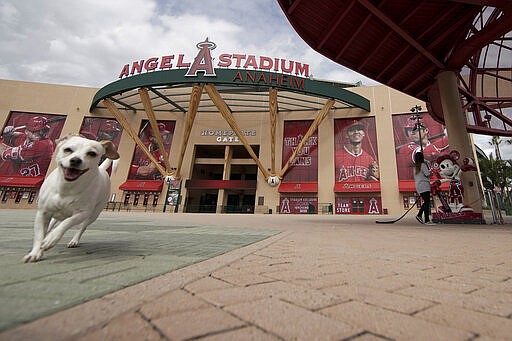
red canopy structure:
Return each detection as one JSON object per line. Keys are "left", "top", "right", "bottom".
{"left": 277, "top": 0, "right": 512, "bottom": 136}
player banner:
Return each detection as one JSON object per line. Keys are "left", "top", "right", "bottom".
{"left": 79, "top": 117, "right": 123, "bottom": 148}
{"left": 128, "top": 120, "right": 175, "bottom": 180}
{"left": 334, "top": 117, "right": 379, "bottom": 184}
{"left": 0, "top": 111, "right": 66, "bottom": 177}
{"left": 392, "top": 113, "right": 449, "bottom": 180}
{"left": 281, "top": 120, "right": 318, "bottom": 182}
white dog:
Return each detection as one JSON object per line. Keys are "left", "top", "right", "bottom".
{"left": 23, "top": 135, "right": 120, "bottom": 263}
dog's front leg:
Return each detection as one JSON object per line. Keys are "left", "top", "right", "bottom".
{"left": 67, "top": 224, "right": 87, "bottom": 248}
{"left": 41, "top": 212, "right": 88, "bottom": 251}
{"left": 47, "top": 218, "right": 60, "bottom": 232}
{"left": 23, "top": 211, "right": 51, "bottom": 263}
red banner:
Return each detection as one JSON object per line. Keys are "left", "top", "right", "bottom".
{"left": 281, "top": 120, "right": 318, "bottom": 182}
{"left": 80, "top": 117, "right": 123, "bottom": 148}
{"left": 392, "top": 113, "right": 449, "bottom": 180}
{"left": 128, "top": 120, "right": 175, "bottom": 180}
{"left": 0, "top": 112, "right": 66, "bottom": 178}
{"left": 334, "top": 118, "right": 380, "bottom": 187}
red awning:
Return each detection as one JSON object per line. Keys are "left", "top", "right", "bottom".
{"left": 0, "top": 176, "right": 44, "bottom": 188}
{"left": 278, "top": 182, "right": 318, "bottom": 193}
{"left": 398, "top": 180, "right": 449, "bottom": 192}
{"left": 334, "top": 181, "right": 381, "bottom": 193}
{"left": 119, "top": 180, "right": 163, "bottom": 191}
{"left": 398, "top": 180, "right": 416, "bottom": 192}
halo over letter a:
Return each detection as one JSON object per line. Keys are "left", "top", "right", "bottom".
{"left": 185, "top": 38, "right": 217, "bottom": 77}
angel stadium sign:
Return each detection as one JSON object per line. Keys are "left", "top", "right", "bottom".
{"left": 119, "top": 38, "right": 310, "bottom": 80}
{"left": 90, "top": 38, "right": 370, "bottom": 113}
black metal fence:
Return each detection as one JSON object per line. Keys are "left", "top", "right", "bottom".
{"left": 104, "top": 202, "right": 337, "bottom": 215}
{"left": 105, "top": 202, "right": 256, "bottom": 214}
{"left": 485, "top": 189, "right": 505, "bottom": 224}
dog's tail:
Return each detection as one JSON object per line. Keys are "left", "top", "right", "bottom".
{"left": 99, "top": 158, "right": 119, "bottom": 174}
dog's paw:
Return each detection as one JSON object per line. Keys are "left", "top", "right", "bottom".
{"left": 67, "top": 239, "right": 80, "bottom": 248}
{"left": 23, "top": 250, "right": 43, "bottom": 263}
{"left": 41, "top": 235, "right": 58, "bottom": 251}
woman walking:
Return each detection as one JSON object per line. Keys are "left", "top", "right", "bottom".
{"left": 414, "top": 152, "right": 435, "bottom": 225}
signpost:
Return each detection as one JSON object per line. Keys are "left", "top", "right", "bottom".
{"left": 163, "top": 177, "right": 182, "bottom": 213}
{"left": 411, "top": 105, "right": 423, "bottom": 153}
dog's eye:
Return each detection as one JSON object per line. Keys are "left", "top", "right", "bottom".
{"left": 63, "top": 147, "right": 73, "bottom": 153}
{"left": 87, "top": 151, "right": 98, "bottom": 158}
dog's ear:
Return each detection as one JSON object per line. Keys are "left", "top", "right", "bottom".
{"left": 100, "top": 140, "right": 120, "bottom": 160}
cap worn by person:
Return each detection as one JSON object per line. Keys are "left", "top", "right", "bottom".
{"left": 345, "top": 119, "right": 366, "bottom": 132}
{"left": 403, "top": 116, "right": 427, "bottom": 133}
{"left": 147, "top": 123, "right": 170, "bottom": 136}
{"left": 26, "top": 116, "right": 50, "bottom": 132}
{"left": 103, "top": 120, "right": 121, "bottom": 132}
{"left": 157, "top": 123, "right": 170, "bottom": 135}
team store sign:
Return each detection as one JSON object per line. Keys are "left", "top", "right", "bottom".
{"left": 335, "top": 197, "right": 382, "bottom": 215}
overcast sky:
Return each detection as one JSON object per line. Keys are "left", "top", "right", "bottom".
{"left": 0, "top": 0, "right": 509, "bottom": 159}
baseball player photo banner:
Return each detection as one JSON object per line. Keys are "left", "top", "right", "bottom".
{"left": 128, "top": 120, "right": 175, "bottom": 180}
{"left": 79, "top": 118, "right": 123, "bottom": 148}
{"left": 0, "top": 111, "right": 66, "bottom": 177}
{"left": 281, "top": 120, "right": 318, "bottom": 182}
{"left": 393, "top": 113, "right": 449, "bottom": 180}
{"left": 334, "top": 117, "right": 379, "bottom": 184}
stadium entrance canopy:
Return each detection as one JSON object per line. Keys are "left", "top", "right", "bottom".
{"left": 89, "top": 41, "right": 370, "bottom": 180}
{"left": 277, "top": 0, "right": 512, "bottom": 136}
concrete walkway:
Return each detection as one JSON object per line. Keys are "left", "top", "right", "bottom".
{"left": 1, "top": 210, "right": 511, "bottom": 340}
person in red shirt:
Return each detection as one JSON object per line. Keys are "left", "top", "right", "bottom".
{"left": 128, "top": 123, "right": 170, "bottom": 180}
{"left": 396, "top": 116, "right": 448, "bottom": 180}
{"left": 335, "top": 119, "right": 378, "bottom": 182}
{"left": 0, "top": 116, "right": 54, "bottom": 177}
{"left": 97, "top": 120, "right": 121, "bottom": 142}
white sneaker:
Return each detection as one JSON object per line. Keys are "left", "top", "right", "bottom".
{"left": 425, "top": 221, "right": 436, "bottom": 226}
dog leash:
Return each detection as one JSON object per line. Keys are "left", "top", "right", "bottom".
{"left": 375, "top": 196, "right": 420, "bottom": 224}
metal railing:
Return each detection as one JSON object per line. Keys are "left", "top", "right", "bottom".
{"left": 485, "top": 189, "right": 504, "bottom": 224}
{"left": 106, "top": 202, "right": 257, "bottom": 214}
{"left": 104, "top": 202, "right": 334, "bottom": 215}
{"left": 104, "top": 202, "right": 168, "bottom": 213}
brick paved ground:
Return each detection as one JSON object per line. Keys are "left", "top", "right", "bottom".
{"left": 1, "top": 210, "right": 511, "bottom": 340}
{"left": 0, "top": 210, "right": 277, "bottom": 332}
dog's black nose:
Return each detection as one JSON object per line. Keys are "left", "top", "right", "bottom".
{"left": 69, "top": 157, "right": 82, "bottom": 167}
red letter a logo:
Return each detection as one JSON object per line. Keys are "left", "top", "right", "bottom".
{"left": 185, "top": 38, "right": 217, "bottom": 77}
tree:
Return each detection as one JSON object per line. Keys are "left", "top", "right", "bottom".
{"left": 478, "top": 139, "right": 512, "bottom": 213}
{"left": 478, "top": 153, "right": 512, "bottom": 193}
{"left": 489, "top": 136, "right": 503, "bottom": 160}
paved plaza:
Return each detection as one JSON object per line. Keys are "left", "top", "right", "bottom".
{"left": 0, "top": 209, "right": 511, "bottom": 340}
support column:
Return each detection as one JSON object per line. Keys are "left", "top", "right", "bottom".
{"left": 437, "top": 71, "right": 482, "bottom": 213}
{"left": 217, "top": 145, "right": 232, "bottom": 214}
